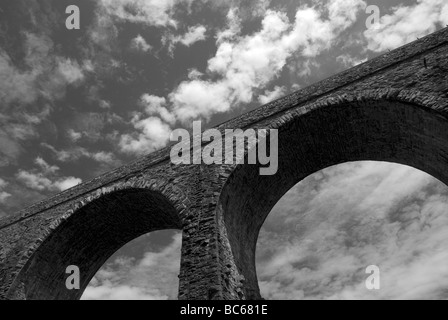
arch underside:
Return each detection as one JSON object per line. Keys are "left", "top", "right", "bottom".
{"left": 220, "top": 99, "right": 448, "bottom": 299}
{"left": 8, "top": 188, "right": 182, "bottom": 300}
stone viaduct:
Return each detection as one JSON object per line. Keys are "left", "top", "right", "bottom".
{"left": 1, "top": 27, "right": 448, "bottom": 300}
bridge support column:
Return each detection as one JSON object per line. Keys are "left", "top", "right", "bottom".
{"left": 177, "top": 165, "right": 257, "bottom": 300}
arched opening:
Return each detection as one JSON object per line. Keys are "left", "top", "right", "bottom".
{"left": 256, "top": 161, "right": 448, "bottom": 299}
{"left": 218, "top": 97, "right": 448, "bottom": 299}
{"left": 10, "top": 188, "right": 182, "bottom": 300}
{"left": 81, "top": 229, "right": 182, "bottom": 300}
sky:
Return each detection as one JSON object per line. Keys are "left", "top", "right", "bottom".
{"left": 0, "top": 0, "right": 447, "bottom": 300}
{"left": 257, "top": 162, "right": 448, "bottom": 300}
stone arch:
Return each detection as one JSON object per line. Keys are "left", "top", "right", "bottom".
{"left": 6, "top": 179, "right": 185, "bottom": 300}
{"left": 217, "top": 89, "right": 448, "bottom": 299}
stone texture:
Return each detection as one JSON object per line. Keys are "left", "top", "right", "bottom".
{"left": 1, "top": 27, "right": 448, "bottom": 300}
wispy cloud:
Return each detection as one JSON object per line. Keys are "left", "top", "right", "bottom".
{"left": 164, "top": 25, "right": 208, "bottom": 54}
{"left": 0, "top": 33, "right": 89, "bottom": 106}
{"left": 257, "top": 161, "right": 448, "bottom": 300}
{"left": 82, "top": 232, "right": 182, "bottom": 300}
{"left": 0, "top": 178, "right": 11, "bottom": 204}
{"left": 16, "top": 157, "right": 82, "bottom": 192}
{"left": 258, "top": 86, "right": 286, "bottom": 104}
{"left": 42, "top": 143, "right": 120, "bottom": 166}
{"left": 96, "top": 0, "right": 190, "bottom": 28}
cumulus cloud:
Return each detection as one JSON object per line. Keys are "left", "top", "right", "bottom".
{"left": 35, "top": 157, "right": 59, "bottom": 175}
{"left": 52, "top": 177, "right": 83, "bottom": 192}
{"left": 164, "top": 25, "right": 207, "bottom": 54}
{"left": 139, "top": 95, "right": 176, "bottom": 125}
{"left": 82, "top": 232, "right": 181, "bottom": 300}
{"left": 131, "top": 35, "right": 152, "bottom": 52}
{"left": 258, "top": 86, "right": 286, "bottom": 104}
{"left": 116, "top": 94, "right": 178, "bottom": 155}
{"left": 256, "top": 161, "right": 448, "bottom": 300}
{"left": 56, "top": 58, "right": 85, "bottom": 84}
{"left": 175, "top": 25, "right": 207, "bottom": 46}
{"left": 187, "top": 68, "right": 204, "bottom": 80}
{"left": 364, "top": 0, "right": 448, "bottom": 52}
{"left": 119, "top": 1, "right": 366, "bottom": 156}
{"left": 119, "top": 116, "right": 172, "bottom": 155}
{"left": 336, "top": 54, "right": 367, "bottom": 68}
{"left": 16, "top": 170, "right": 81, "bottom": 192}
{"left": 99, "top": 100, "right": 112, "bottom": 109}
{"left": 15, "top": 157, "right": 81, "bottom": 192}
{"left": 169, "top": 1, "right": 366, "bottom": 122}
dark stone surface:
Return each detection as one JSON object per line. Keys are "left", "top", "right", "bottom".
{"left": 1, "top": 27, "right": 448, "bottom": 300}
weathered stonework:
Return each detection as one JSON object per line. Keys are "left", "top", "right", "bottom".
{"left": 1, "top": 27, "right": 448, "bottom": 300}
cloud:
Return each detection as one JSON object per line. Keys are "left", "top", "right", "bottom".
{"left": 96, "top": 0, "right": 195, "bottom": 28}
{"left": 35, "top": 157, "right": 59, "bottom": 175}
{"left": 131, "top": 35, "right": 153, "bottom": 52}
{"left": 256, "top": 161, "right": 448, "bottom": 300}
{"left": 99, "top": 100, "right": 112, "bottom": 109}
{"left": 0, "top": 129, "right": 22, "bottom": 167}
{"left": 119, "top": 116, "right": 172, "bottom": 155}
{"left": 175, "top": 25, "right": 207, "bottom": 46}
{"left": 336, "top": 54, "right": 367, "bottom": 68}
{"left": 67, "top": 129, "right": 82, "bottom": 142}
{"left": 16, "top": 157, "right": 82, "bottom": 192}
{"left": 139, "top": 94, "right": 176, "bottom": 125}
{"left": 42, "top": 143, "right": 119, "bottom": 166}
{"left": 88, "top": 2, "right": 119, "bottom": 54}
{"left": 0, "top": 192, "right": 11, "bottom": 204}
{"left": 56, "top": 58, "right": 86, "bottom": 84}
{"left": 16, "top": 170, "right": 81, "bottom": 192}
{"left": 258, "top": 86, "right": 286, "bottom": 104}
{"left": 0, "top": 30, "right": 91, "bottom": 166}
{"left": 64, "top": 112, "right": 124, "bottom": 144}
{"left": 117, "top": 95, "right": 177, "bottom": 157}
{"left": 0, "top": 178, "right": 7, "bottom": 189}
{"left": 52, "top": 177, "right": 83, "bottom": 192}
{"left": 0, "top": 104, "right": 52, "bottom": 167}
{"left": 120, "top": 1, "right": 366, "bottom": 156}
{"left": 169, "top": 1, "right": 366, "bottom": 123}
{"left": 0, "top": 178, "right": 11, "bottom": 204}
{"left": 90, "top": 151, "right": 118, "bottom": 164}
{"left": 82, "top": 283, "right": 169, "bottom": 300}
{"left": 0, "top": 33, "right": 89, "bottom": 107}
{"left": 187, "top": 68, "right": 204, "bottom": 80}
{"left": 0, "top": 50, "right": 37, "bottom": 106}
{"left": 364, "top": 0, "right": 448, "bottom": 52}
{"left": 164, "top": 25, "right": 207, "bottom": 53}
{"left": 82, "top": 232, "right": 181, "bottom": 300}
